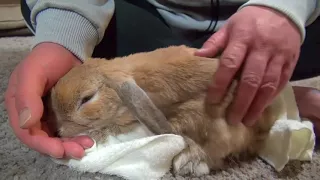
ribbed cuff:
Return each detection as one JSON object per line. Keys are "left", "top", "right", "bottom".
{"left": 32, "top": 8, "right": 99, "bottom": 61}
{"left": 239, "top": 0, "right": 317, "bottom": 43}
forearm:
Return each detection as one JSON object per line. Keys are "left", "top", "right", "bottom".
{"left": 25, "top": 0, "right": 115, "bottom": 61}
{"left": 240, "top": 0, "right": 320, "bottom": 42}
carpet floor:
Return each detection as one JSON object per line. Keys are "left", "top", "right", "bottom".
{"left": 1, "top": 36, "right": 320, "bottom": 180}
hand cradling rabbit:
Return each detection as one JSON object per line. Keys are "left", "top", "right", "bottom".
{"left": 46, "top": 45, "right": 293, "bottom": 177}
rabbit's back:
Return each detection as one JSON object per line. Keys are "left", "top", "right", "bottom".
{"left": 128, "top": 45, "right": 219, "bottom": 108}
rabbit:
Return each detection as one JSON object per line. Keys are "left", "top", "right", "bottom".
{"left": 46, "top": 45, "right": 292, "bottom": 177}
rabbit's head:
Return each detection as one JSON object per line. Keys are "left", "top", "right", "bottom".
{"left": 48, "top": 58, "right": 171, "bottom": 139}
{"left": 48, "top": 59, "right": 129, "bottom": 138}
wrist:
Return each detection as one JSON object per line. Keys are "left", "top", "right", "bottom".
{"left": 243, "top": 6, "right": 302, "bottom": 40}
{"left": 24, "top": 42, "right": 82, "bottom": 91}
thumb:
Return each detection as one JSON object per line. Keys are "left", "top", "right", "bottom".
{"left": 14, "top": 42, "right": 80, "bottom": 129}
{"left": 195, "top": 26, "right": 228, "bottom": 57}
{"left": 15, "top": 61, "right": 46, "bottom": 129}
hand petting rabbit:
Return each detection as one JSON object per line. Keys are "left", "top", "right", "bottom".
{"left": 46, "top": 45, "right": 290, "bottom": 177}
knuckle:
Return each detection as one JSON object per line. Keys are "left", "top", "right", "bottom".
{"left": 205, "top": 37, "right": 223, "bottom": 50}
{"left": 221, "top": 43, "right": 246, "bottom": 69}
{"left": 206, "top": 37, "right": 219, "bottom": 45}
{"left": 242, "top": 73, "right": 262, "bottom": 88}
{"left": 261, "top": 75, "right": 279, "bottom": 91}
{"left": 204, "top": 39, "right": 216, "bottom": 47}
{"left": 261, "top": 82, "right": 277, "bottom": 91}
{"left": 221, "top": 56, "right": 238, "bottom": 69}
{"left": 233, "top": 27, "right": 251, "bottom": 43}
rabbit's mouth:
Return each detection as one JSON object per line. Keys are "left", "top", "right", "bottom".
{"left": 56, "top": 121, "right": 91, "bottom": 138}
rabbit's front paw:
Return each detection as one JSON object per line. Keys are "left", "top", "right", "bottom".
{"left": 172, "top": 137, "right": 210, "bottom": 177}
{"left": 173, "top": 153, "right": 209, "bottom": 177}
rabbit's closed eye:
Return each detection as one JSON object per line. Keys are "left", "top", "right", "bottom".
{"left": 78, "top": 91, "right": 99, "bottom": 109}
{"left": 81, "top": 95, "right": 94, "bottom": 104}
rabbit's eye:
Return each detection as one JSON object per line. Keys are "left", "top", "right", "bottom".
{"left": 80, "top": 94, "right": 94, "bottom": 105}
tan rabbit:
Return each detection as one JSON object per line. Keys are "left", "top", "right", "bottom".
{"left": 47, "top": 45, "right": 293, "bottom": 177}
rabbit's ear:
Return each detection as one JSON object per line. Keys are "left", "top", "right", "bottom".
{"left": 113, "top": 78, "right": 173, "bottom": 135}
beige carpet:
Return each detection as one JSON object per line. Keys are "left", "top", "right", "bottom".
{"left": 1, "top": 36, "right": 320, "bottom": 180}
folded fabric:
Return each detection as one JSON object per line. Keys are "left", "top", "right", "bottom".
{"left": 258, "top": 84, "right": 315, "bottom": 171}
{"left": 51, "top": 125, "right": 186, "bottom": 180}
{"left": 51, "top": 85, "right": 316, "bottom": 179}
{"left": 258, "top": 118, "right": 315, "bottom": 172}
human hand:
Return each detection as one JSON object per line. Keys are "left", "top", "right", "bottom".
{"left": 195, "top": 6, "right": 301, "bottom": 126}
{"left": 5, "top": 42, "right": 94, "bottom": 159}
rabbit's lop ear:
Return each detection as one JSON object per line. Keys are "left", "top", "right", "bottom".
{"left": 113, "top": 78, "right": 173, "bottom": 135}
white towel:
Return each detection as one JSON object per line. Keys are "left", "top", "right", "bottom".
{"left": 51, "top": 125, "right": 187, "bottom": 180}
{"left": 51, "top": 86, "right": 316, "bottom": 179}
{"left": 258, "top": 117, "right": 315, "bottom": 172}
{"left": 258, "top": 85, "right": 315, "bottom": 172}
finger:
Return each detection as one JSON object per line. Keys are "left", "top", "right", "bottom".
{"left": 227, "top": 50, "right": 270, "bottom": 124}
{"left": 243, "top": 55, "right": 284, "bottom": 126}
{"left": 5, "top": 93, "right": 65, "bottom": 158}
{"left": 277, "top": 56, "right": 297, "bottom": 94}
{"left": 195, "top": 26, "right": 228, "bottom": 57}
{"left": 62, "top": 141, "right": 86, "bottom": 159}
{"left": 30, "top": 136, "right": 65, "bottom": 158}
{"left": 62, "top": 136, "right": 94, "bottom": 149}
{"left": 206, "top": 40, "right": 248, "bottom": 104}
{"left": 14, "top": 60, "right": 47, "bottom": 128}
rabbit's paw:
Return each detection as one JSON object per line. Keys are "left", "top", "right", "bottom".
{"left": 172, "top": 154, "right": 209, "bottom": 177}
{"left": 172, "top": 137, "right": 210, "bottom": 177}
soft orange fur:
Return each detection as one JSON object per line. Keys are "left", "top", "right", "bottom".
{"left": 47, "top": 45, "right": 288, "bottom": 176}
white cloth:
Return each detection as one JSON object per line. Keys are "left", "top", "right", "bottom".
{"left": 257, "top": 84, "right": 316, "bottom": 172}
{"left": 51, "top": 125, "right": 187, "bottom": 180}
{"left": 257, "top": 85, "right": 316, "bottom": 172}
{"left": 258, "top": 116, "right": 315, "bottom": 172}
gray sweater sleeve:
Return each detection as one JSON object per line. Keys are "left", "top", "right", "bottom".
{"left": 26, "top": 0, "right": 115, "bottom": 61}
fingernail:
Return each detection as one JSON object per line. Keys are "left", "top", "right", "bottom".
{"left": 48, "top": 152, "right": 63, "bottom": 159}
{"left": 19, "top": 108, "right": 31, "bottom": 128}
{"left": 196, "top": 48, "right": 206, "bottom": 52}
{"left": 83, "top": 145, "right": 92, "bottom": 149}
{"left": 195, "top": 48, "right": 209, "bottom": 55}
{"left": 69, "top": 155, "right": 82, "bottom": 160}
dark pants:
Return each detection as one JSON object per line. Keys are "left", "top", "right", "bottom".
{"left": 21, "top": 0, "right": 320, "bottom": 81}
